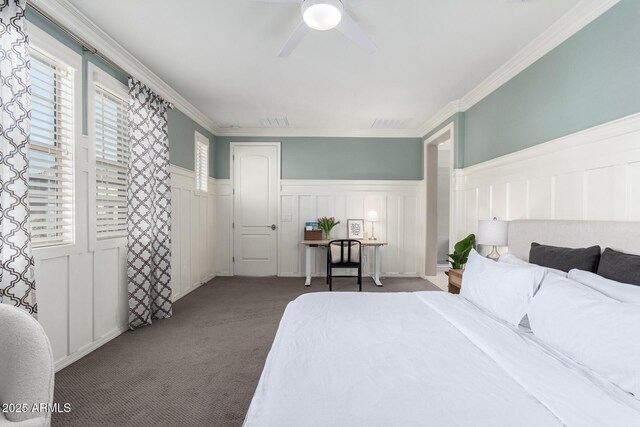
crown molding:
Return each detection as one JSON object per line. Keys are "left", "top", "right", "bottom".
{"left": 418, "top": 0, "right": 620, "bottom": 138}
{"left": 215, "top": 127, "right": 422, "bottom": 138}
{"left": 418, "top": 101, "right": 463, "bottom": 137}
{"left": 459, "top": 0, "right": 620, "bottom": 111}
{"left": 29, "top": 0, "right": 220, "bottom": 135}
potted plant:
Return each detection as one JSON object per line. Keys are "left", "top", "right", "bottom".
{"left": 445, "top": 234, "right": 476, "bottom": 276}
{"left": 318, "top": 216, "right": 340, "bottom": 240}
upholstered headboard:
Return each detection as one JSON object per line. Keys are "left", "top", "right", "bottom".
{"left": 507, "top": 220, "right": 640, "bottom": 261}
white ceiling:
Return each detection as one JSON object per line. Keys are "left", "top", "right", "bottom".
{"left": 67, "top": 0, "right": 582, "bottom": 135}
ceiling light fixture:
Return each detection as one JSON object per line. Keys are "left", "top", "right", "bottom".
{"left": 301, "top": 0, "right": 343, "bottom": 31}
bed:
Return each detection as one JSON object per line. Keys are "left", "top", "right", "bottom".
{"left": 244, "top": 220, "right": 640, "bottom": 426}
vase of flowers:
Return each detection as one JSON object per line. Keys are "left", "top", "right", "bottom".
{"left": 318, "top": 216, "right": 340, "bottom": 240}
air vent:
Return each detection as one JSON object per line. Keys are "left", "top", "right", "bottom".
{"left": 371, "top": 118, "right": 412, "bottom": 130}
{"left": 260, "top": 117, "right": 290, "bottom": 128}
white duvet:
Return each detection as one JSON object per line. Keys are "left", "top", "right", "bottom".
{"left": 244, "top": 292, "right": 640, "bottom": 427}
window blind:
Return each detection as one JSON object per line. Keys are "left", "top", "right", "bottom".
{"left": 29, "top": 50, "right": 74, "bottom": 248}
{"left": 195, "top": 137, "right": 209, "bottom": 192}
{"left": 94, "top": 84, "right": 129, "bottom": 240}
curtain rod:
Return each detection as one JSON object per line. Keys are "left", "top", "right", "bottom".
{"left": 26, "top": 1, "right": 174, "bottom": 109}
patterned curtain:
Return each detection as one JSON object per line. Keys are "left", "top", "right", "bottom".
{"left": 127, "top": 78, "right": 172, "bottom": 329}
{"left": 0, "top": 0, "right": 36, "bottom": 316}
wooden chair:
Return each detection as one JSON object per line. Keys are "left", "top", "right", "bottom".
{"left": 327, "top": 239, "right": 362, "bottom": 291}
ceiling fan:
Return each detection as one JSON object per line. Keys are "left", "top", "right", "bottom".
{"left": 255, "top": 0, "right": 377, "bottom": 57}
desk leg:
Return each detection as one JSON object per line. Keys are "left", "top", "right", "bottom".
{"left": 305, "top": 246, "right": 312, "bottom": 287}
{"left": 373, "top": 245, "right": 383, "bottom": 287}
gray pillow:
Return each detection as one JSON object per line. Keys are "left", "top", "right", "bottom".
{"left": 529, "top": 243, "right": 601, "bottom": 273}
{"left": 597, "top": 248, "right": 640, "bottom": 286}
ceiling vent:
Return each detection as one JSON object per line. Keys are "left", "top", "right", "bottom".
{"left": 260, "top": 117, "right": 290, "bottom": 128}
{"left": 371, "top": 118, "right": 412, "bottom": 129}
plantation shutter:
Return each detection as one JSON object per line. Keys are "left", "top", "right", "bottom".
{"left": 29, "top": 50, "right": 74, "bottom": 247}
{"left": 94, "top": 84, "right": 129, "bottom": 239}
{"left": 195, "top": 137, "right": 208, "bottom": 192}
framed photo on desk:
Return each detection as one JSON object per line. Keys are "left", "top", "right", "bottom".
{"left": 347, "top": 219, "right": 364, "bottom": 239}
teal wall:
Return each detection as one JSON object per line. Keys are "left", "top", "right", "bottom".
{"left": 26, "top": 7, "right": 216, "bottom": 177}
{"left": 167, "top": 108, "right": 216, "bottom": 173}
{"left": 423, "top": 112, "right": 465, "bottom": 168}
{"left": 462, "top": 0, "right": 640, "bottom": 167}
{"left": 215, "top": 136, "right": 423, "bottom": 180}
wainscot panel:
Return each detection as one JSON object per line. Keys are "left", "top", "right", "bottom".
{"left": 452, "top": 113, "right": 640, "bottom": 247}
{"left": 36, "top": 164, "right": 216, "bottom": 371}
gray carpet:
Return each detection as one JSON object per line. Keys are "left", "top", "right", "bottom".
{"left": 53, "top": 276, "right": 440, "bottom": 427}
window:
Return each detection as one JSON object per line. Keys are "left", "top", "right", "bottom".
{"left": 94, "top": 83, "right": 129, "bottom": 240}
{"left": 195, "top": 132, "right": 209, "bottom": 193}
{"left": 29, "top": 49, "right": 75, "bottom": 248}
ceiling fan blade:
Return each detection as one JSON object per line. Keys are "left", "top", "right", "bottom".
{"left": 343, "top": 0, "right": 369, "bottom": 8}
{"left": 278, "top": 21, "right": 310, "bottom": 57}
{"left": 335, "top": 12, "right": 376, "bottom": 53}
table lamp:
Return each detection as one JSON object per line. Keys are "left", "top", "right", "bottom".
{"left": 366, "top": 210, "right": 379, "bottom": 240}
{"left": 478, "top": 218, "right": 508, "bottom": 261}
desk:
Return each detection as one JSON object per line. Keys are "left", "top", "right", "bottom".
{"left": 300, "top": 240, "right": 388, "bottom": 287}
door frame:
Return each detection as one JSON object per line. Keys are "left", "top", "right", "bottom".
{"left": 229, "top": 142, "right": 282, "bottom": 276}
{"left": 423, "top": 123, "right": 455, "bottom": 278}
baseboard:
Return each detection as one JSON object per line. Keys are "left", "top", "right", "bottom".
{"left": 278, "top": 273, "right": 422, "bottom": 278}
{"left": 173, "top": 280, "right": 209, "bottom": 302}
{"left": 56, "top": 280, "right": 214, "bottom": 372}
{"left": 55, "top": 325, "right": 128, "bottom": 372}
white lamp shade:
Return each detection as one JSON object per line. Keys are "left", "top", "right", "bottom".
{"left": 478, "top": 219, "right": 508, "bottom": 246}
{"left": 366, "top": 210, "right": 379, "bottom": 222}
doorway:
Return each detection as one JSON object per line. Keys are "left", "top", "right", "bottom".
{"left": 437, "top": 140, "right": 451, "bottom": 265}
{"left": 231, "top": 143, "right": 280, "bottom": 276}
{"left": 424, "top": 124, "right": 454, "bottom": 288}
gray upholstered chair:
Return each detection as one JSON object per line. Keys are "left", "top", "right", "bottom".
{"left": 0, "top": 304, "right": 54, "bottom": 427}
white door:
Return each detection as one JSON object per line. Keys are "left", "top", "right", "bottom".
{"left": 232, "top": 144, "right": 279, "bottom": 276}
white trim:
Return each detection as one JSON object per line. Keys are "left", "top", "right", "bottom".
{"left": 169, "top": 163, "right": 196, "bottom": 179}
{"left": 461, "top": 112, "right": 640, "bottom": 176}
{"left": 419, "top": 0, "right": 620, "bottom": 137}
{"left": 424, "top": 123, "right": 455, "bottom": 276}
{"left": 418, "top": 101, "right": 462, "bottom": 137}
{"left": 450, "top": 112, "right": 640, "bottom": 246}
{"left": 29, "top": 24, "right": 83, "bottom": 260}
{"left": 424, "top": 122, "right": 455, "bottom": 146}
{"left": 28, "top": 0, "right": 219, "bottom": 135}
{"left": 52, "top": 276, "right": 209, "bottom": 372}
{"left": 194, "top": 131, "right": 210, "bottom": 195}
{"left": 229, "top": 142, "right": 282, "bottom": 276}
{"left": 87, "top": 62, "right": 129, "bottom": 252}
{"left": 54, "top": 325, "right": 127, "bottom": 372}
{"left": 217, "top": 127, "right": 422, "bottom": 138}
{"left": 281, "top": 179, "right": 422, "bottom": 195}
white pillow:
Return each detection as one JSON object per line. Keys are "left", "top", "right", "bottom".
{"left": 461, "top": 250, "right": 546, "bottom": 326}
{"left": 568, "top": 269, "right": 640, "bottom": 303}
{"left": 499, "top": 253, "right": 567, "bottom": 278}
{"left": 528, "top": 274, "right": 640, "bottom": 397}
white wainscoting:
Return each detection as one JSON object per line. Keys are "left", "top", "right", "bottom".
{"left": 213, "top": 179, "right": 233, "bottom": 276}
{"left": 451, "top": 113, "right": 640, "bottom": 243}
{"left": 281, "top": 180, "right": 423, "bottom": 277}
{"left": 213, "top": 179, "right": 425, "bottom": 278}
{"left": 36, "top": 161, "right": 216, "bottom": 372}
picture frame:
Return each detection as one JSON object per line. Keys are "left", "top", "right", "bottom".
{"left": 347, "top": 219, "right": 365, "bottom": 240}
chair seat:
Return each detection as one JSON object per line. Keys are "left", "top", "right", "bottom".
{"left": 329, "top": 262, "right": 361, "bottom": 268}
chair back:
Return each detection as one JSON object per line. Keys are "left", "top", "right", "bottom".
{"left": 0, "top": 304, "right": 54, "bottom": 425}
{"left": 328, "top": 240, "right": 362, "bottom": 265}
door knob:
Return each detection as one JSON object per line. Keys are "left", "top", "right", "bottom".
{"left": 270, "top": 224, "right": 277, "bottom": 230}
